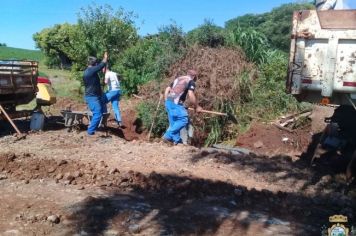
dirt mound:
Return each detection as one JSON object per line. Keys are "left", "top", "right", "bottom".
{"left": 49, "top": 98, "right": 146, "bottom": 141}
{"left": 140, "top": 46, "right": 255, "bottom": 109}
{"left": 236, "top": 122, "right": 312, "bottom": 156}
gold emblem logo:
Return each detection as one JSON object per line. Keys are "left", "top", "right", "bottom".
{"left": 328, "top": 215, "right": 349, "bottom": 236}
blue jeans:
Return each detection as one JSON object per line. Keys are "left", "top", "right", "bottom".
{"left": 163, "top": 100, "right": 188, "bottom": 144}
{"left": 85, "top": 96, "right": 105, "bottom": 135}
{"left": 102, "top": 90, "right": 121, "bottom": 123}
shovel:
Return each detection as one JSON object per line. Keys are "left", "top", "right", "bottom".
{"left": 188, "top": 107, "right": 238, "bottom": 124}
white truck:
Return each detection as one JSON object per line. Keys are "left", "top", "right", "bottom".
{"left": 287, "top": 9, "right": 356, "bottom": 181}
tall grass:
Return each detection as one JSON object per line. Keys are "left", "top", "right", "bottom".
{"left": 226, "top": 27, "right": 270, "bottom": 64}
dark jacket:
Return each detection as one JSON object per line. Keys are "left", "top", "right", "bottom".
{"left": 83, "top": 62, "right": 106, "bottom": 96}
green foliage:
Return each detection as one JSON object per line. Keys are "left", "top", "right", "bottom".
{"left": 187, "top": 19, "right": 225, "bottom": 48}
{"left": 114, "top": 39, "right": 162, "bottom": 94}
{"left": 114, "top": 23, "right": 187, "bottom": 95}
{"left": 0, "top": 46, "right": 44, "bottom": 61}
{"left": 155, "top": 23, "right": 187, "bottom": 72}
{"left": 203, "top": 71, "right": 253, "bottom": 146}
{"left": 136, "top": 101, "right": 168, "bottom": 137}
{"left": 33, "top": 23, "right": 84, "bottom": 68}
{"left": 0, "top": 43, "right": 7, "bottom": 47}
{"left": 226, "top": 27, "right": 270, "bottom": 64}
{"left": 225, "top": 2, "right": 314, "bottom": 52}
{"left": 225, "top": 13, "right": 267, "bottom": 30}
{"left": 77, "top": 4, "right": 138, "bottom": 63}
{"left": 259, "top": 3, "right": 314, "bottom": 52}
{"left": 33, "top": 4, "right": 138, "bottom": 72}
{"left": 236, "top": 51, "right": 303, "bottom": 129}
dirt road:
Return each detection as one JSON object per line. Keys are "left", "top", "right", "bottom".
{"left": 0, "top": 121, "right": 355, "bottom": 236}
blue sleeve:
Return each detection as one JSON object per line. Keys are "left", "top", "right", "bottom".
{"left": 91, "top": 62, "right": 106, "bottom": 73}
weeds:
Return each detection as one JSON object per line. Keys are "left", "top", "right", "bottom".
{"left": 136, "top": 101, "right": 168, "bottom": 138}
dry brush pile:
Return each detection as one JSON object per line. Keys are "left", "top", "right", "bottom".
{"left": 139, "top": 46, "right": 256, "bottom": 145}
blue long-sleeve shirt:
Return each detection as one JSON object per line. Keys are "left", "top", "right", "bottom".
{"left": 83, "top": 62, "right": 106, "bottom": 96}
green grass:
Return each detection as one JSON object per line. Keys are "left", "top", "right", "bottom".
{"left": 0, "top": 46, "right": 44, "bottom": 61}
{"left": 39, "top": 66, "right": 83, "bottom": 101}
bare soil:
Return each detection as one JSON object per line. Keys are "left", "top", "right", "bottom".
{"left": 236, "top": 122, "right": 312, "bottom": 157}
{"left": 0, "top": 102, "right": 355, "bottom": 235}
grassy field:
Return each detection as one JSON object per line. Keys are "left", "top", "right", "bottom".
{"left": 0, "top": 46, "right": 43, "bottom": 61}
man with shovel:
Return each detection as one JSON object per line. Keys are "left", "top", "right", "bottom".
{"left": 162, "top": 69, "right": 202, "bottom": 145}
{"left": 83, "top": 52, "right": 108, "bottom": 135}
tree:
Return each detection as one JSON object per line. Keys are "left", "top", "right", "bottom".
{"left": 187, "top": 19, "right": 225, "bottom": 48}
{"left": 112, "top": 23, "right": 187, "bottom": 95}
{"left": 77, "top": 4, "right": 138, "bottom": 64}
{"left": 33, "top": 4, "right": 138, "bottom": 69}
{"left": 225, "top": 3, "right": 314, "bottom": 52}
{"left": 225, "top": 13, "right": 268, "bottom": 31}
{"left": 33, "top": 23, "right": 84, "bottom": 68}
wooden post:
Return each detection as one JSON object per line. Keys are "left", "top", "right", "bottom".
{"left": 147, "top": 94, "right": 163, "bottom": 141}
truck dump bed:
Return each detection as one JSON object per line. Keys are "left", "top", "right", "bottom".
{"left": 287, "top": 10, "right": 356, "bottom": 105}
{"left": 0, "top": 60, "right": 38, "bottom": 106}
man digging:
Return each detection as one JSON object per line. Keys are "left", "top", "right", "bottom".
{"left": 162, "top": 69, "right": 202, "bottom": 145}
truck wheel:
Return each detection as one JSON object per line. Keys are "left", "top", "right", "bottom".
{"left": 310, "top": 126, "right": 328, "bottom": 165}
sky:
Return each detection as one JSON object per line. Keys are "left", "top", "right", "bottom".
{"left": 1, "top": 0, "right": 356, "bottom": 50}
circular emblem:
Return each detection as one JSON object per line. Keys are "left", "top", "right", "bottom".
{"left": 330, "top": 226, "right": 346, "bottom": 236}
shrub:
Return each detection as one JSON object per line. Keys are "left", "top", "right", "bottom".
{"left": 187, "top": 19, "right": 225, "bottom": 48}
{"left": 236, "top": 51, "right": 304, "bottom": 127}
{"left": 113, "top": 39, "right": 162, "bottom": 95}
{"left": 136, "top": 100, "right": 168, "bottom": 137}
{"left": 114, "top": 23, "right": 187, "bottom": 95}
{"left": 225, "top": 27, "right": 270, "bottom": 64}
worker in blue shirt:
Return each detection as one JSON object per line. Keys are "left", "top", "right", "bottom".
{"left": 83, "top": 52, "right": 108, "bottom": 135}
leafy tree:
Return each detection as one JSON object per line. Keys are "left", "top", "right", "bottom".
{"left": 225, "top": 2, "right": 313, "bottom": 52}
{"left": 114, "top": 23, "right": 187, "bottom": 95}
{"left": 259, "top": 3, "right": 313, "bottom": 51}
{"left": 33, "top": 23, "right": 84, "bottom": 68}
{"left": 33, "top": 4, "right": 138, "bottom": 69}
{"left": 77, "top": 4, "right": 138, "bottom": 64}
{"left": 225, "top": 13, "right": 267, "bottom": 31}
{"left": 114, "top": 38, "right": 162, "bottom": 94}
{"left": 187, "top": 19, "right": 225, "bottom": 48}
{"left": 157, "top": 22, "right": 187, "bottom": 54}
{"left": 0, "top": 43, "right": 7, "bottom": 47}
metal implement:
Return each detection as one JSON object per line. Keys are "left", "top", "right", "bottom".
{"left": 60, "top": 110, "right": 109, "bottom": 131}
{"left": 188, "top": 107, "right": 238, "bottom": 124}
{"left": 0, "top": 104, "right": 21, "bottom": 135}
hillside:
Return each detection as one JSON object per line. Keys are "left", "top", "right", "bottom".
{"left": 0, "top": 46, "right": 43, "bottom": 61}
